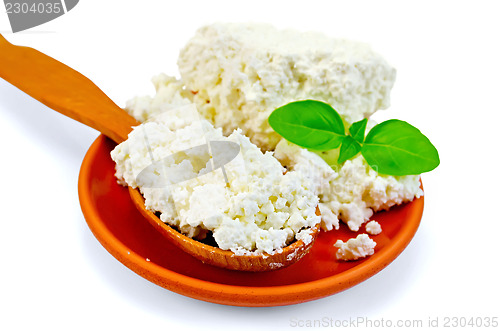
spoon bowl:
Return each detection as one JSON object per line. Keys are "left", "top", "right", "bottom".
{"left": 0, "top": 34, "right": 321, "bottom": 272}
{"left": 129, "top": 187, "right": 320, "bottom": 271}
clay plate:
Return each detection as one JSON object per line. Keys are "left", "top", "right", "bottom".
{"left": 78, "top": 135, "right": 424, "bottom": 307}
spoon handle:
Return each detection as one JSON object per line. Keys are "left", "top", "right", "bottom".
{"left": 0, "top": 34, "right": 139, "bottom": 144}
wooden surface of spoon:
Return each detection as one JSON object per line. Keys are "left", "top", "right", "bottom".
{"left": 0, "top": 34, "right": 321, "bottom": 272}
{"left": 0, "top": 34, "right": 138, "bottom": 144}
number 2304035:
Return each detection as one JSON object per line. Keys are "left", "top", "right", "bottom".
{"left": 5, "top": 2, "right": 62, "bottom": 14}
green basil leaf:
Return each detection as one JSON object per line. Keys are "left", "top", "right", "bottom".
{"left": 361, "top": 119, "right": 440, "bottom": 176}
{"left": 349, "top": 118, "right": 368, "bottom": 144}
{"left": 268, "top": 100, "right": 345, "bottom": 150}
{"left": 337, "top": 136, "right": 362, "bottom": 164}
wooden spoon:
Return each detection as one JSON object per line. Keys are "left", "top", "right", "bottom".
{"left": 0, "top": 34, "right": 320, "bottom": 271}
{"left": 0, "top": 34, "right": 137, "bottom": 144}
{"left": 130, "top": 187, "right": 320, "bottom": 271}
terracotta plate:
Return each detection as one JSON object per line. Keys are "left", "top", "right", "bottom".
{"left": 78, "top": 135, "right": 424, "bottom": 307}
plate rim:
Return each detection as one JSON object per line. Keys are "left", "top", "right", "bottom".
{"left": 78, "top": 135, "right": 424, "bottom": 307}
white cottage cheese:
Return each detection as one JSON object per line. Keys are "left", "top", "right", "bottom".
{"left": 118, "top": 23, "right": 422, "bottom": 262}
{"left": 125, "top": 74, "right": 193, "bottom": 123}
{"left": 334, "top": 234, "right": 377, "bottom": 261}
{"left": 125, "top": 23, "right": 396, "bottom": 151}
{"left": 110, "top": 106, "right": 320, "bottom": 255}
{"left": 365, "top": 220, "right": 382, "bottom": 235}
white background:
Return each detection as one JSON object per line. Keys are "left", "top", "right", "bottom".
{"left": 1, "top": 1, "right": 499, "bottom": 330}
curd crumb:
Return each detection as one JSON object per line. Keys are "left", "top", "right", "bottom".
{"left": 334, "top": 234, "right": 376, "bottom": 261}
{"left": 365, "top": 220, "right": 382, "bottom": 235}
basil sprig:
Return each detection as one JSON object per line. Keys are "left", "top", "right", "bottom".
{"left": 268, "top": 100, "right": 440, "bottom": 176}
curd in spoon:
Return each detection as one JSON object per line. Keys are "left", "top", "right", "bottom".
{"left": 0, "top": 34, "right": 320, "bottom": 271}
